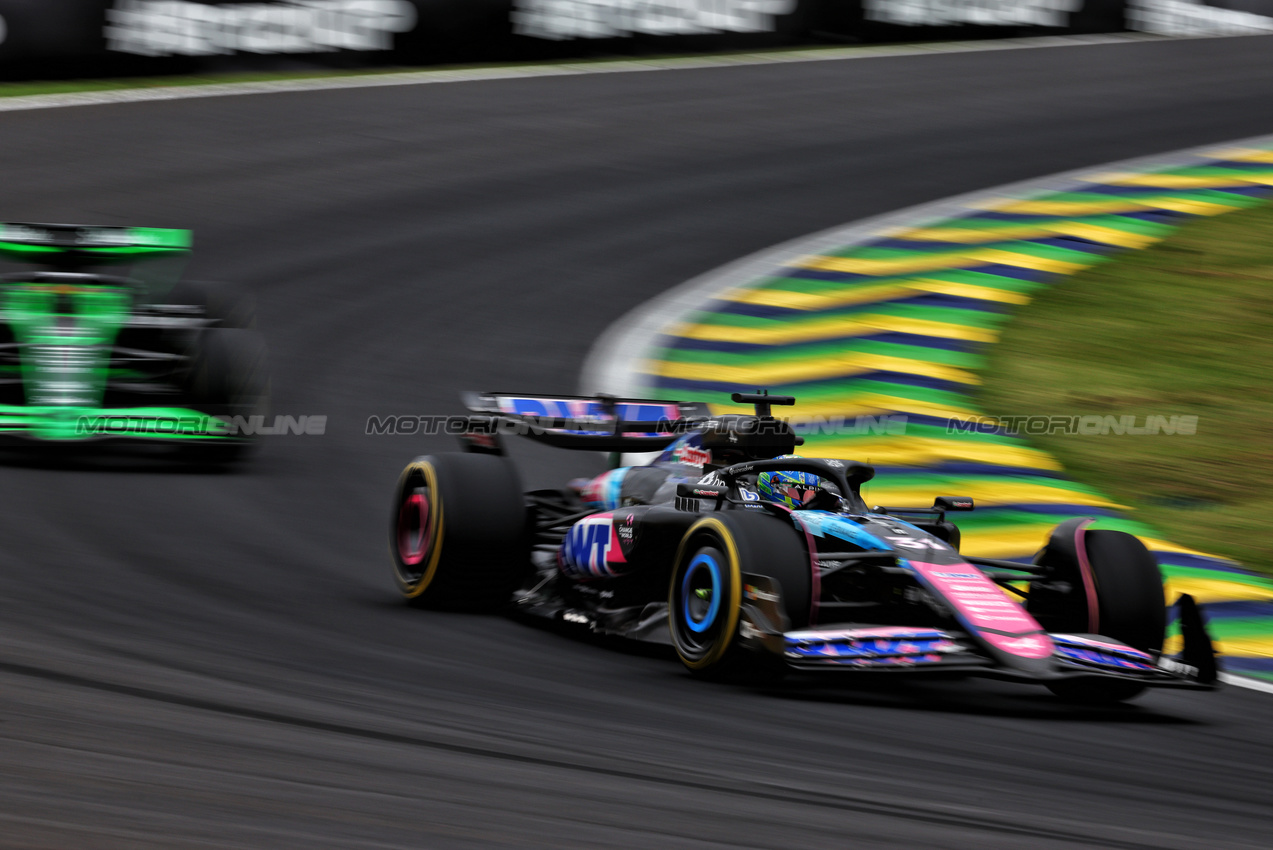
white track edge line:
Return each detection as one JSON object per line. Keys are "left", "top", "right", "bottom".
{"left": 581, "top": 130, "right": 1273, "bottom": 398}
{"left": 0, "top": 31, "right": 1265, "bottom": 114}
{"left": 1220, "top": 672, "right": 1273, "bottom": 693}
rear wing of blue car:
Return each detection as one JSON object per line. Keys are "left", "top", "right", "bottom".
{"left": 0, "top": 223, "right": 190, "bottom": 266}
{"left": 459, "top": 392, "right": 711, "bottom": 452}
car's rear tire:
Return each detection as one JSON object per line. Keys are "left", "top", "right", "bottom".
{"left": 1029, "top": 519, "right": 1166, "bottom": 703}
{"left": 161, "top": 280, "right": 257, "bottom": 329}
{"left": 391, "top": 453, "right": 529, "bottom": 610}
{"left": 182, "top": 328, "right": 270, "bottom": 465}
{"left": 668, "top": 511, "right": 812, "bottom": 681}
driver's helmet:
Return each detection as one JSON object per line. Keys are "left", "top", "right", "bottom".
{"left": 757, "top": 469, "right": 824, "bottom": 509}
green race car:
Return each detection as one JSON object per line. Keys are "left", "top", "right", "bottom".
{"left": 0, "top": 222, "right": 268, "bottom": 460}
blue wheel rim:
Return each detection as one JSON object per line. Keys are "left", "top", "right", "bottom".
{"left": 682, "top": 552, "right": 722, "bottom": 634}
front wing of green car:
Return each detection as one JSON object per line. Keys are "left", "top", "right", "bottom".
{"left": 0, "top": 405, "right": 245, "bottom": 442}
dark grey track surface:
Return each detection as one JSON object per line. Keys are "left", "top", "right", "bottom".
{"left": 1, "top": 36, "right": 1272, "bottom": 849}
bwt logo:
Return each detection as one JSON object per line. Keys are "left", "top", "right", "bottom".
{"left": 560, "top": 517, "right": 625, "bottom": 576}
{"left": 105, "top": 0, "right": 417, "bottom": 57}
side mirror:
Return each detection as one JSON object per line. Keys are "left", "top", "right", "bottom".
{"left": 934, "top": 496, "right": 974, "bottom": 512}
{"left": 676, "top": 481, "right": 729, "bottom": 511}
{"left": 677, "top": 482, "right": 728, "bottom": 501}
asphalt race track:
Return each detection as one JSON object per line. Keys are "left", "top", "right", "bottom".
{"left": 1, "top": 36, "right": 1272, "bottom": 849}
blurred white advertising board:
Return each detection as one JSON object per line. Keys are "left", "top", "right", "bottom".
{"left": 863, "top": 0, "right": 1084, "bottom": 27}
{"left": 511, "top": 0, "right": 797, "bottom": 40}
{"left": 105, "top": 0, "right": 418, "bottom": 56}
{"left": 1127, "top": 0, "right": 1273, "bottom": 34}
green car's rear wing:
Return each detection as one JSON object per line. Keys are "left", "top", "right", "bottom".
{"left": 0, "top": 223, "right": 190, "bottom": 266}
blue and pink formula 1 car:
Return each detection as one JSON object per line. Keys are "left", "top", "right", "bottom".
{"left": 389, "top": 391, "right": 1218, "bottom": 703}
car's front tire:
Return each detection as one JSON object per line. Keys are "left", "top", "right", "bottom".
{"left": 1029, "top": 519, "right": 1166, "bottom": 703}
{"left": 668, "top": 511, "right": 812, "bottom": 680}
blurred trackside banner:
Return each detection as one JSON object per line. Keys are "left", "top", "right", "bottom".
{"left": 103, "top": 1, "right": 419, "bottom": 56}
{"left": 1125, "top": 0, "right": 1273, "bottom": 33}
{"left": 861, "top": 0, "right": 1273, "bottom": 32}
{"left": 509, "top": 0, "right": 798, "bottom": 40}
{"left": 0, "top": 1, "right": 1270, "bottom": 77}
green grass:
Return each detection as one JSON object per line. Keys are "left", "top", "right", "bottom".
{"left": 979, "top": 201, "right": 1273, "bottom": 573}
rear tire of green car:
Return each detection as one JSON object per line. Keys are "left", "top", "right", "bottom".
{"left": 161, "top": 280, "right": 257, "bottom": 329}
{"left": 182, "top": 328, "right": 270, "bottom": 465}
